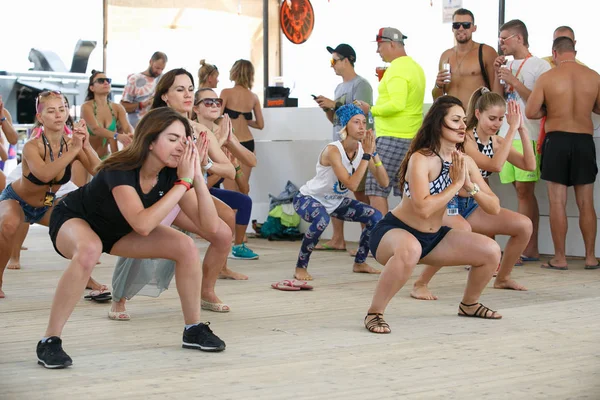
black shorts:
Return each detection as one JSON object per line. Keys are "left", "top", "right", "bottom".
{"left": 541, "top": 131, "right": 598, "bottom": 186}
{"left": 49, "top": 199, "right": 125, "bottom": 258}
{"left": 369, "top": 212, "right": 451, "bottom": 261}
{"left": 240, "top": 139, "right": 255, "bottom": 153}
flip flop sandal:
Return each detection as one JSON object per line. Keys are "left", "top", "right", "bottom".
{"left": 271, "top": 280, "right": 300, "bottom": 291}
{"left": 289, "top": 279, "right": 314, "bottom": 290}
{"left": 313, "top": 244, "right": 347, "bottom": 252}
{"left": 85, "top": 290, "right": 113, "bottom": 302}
{"left": 520, "top": 255, "right": 540, "bottom": 262}
{"left": 540, "top": 261, "right": 568, "bottom": 271}
{"left": 584, "top": 262, "right": 600, "bottom": 270}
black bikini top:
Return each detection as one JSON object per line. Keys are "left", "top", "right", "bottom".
{"left": 25, "top": 134, "right": 72, "bottom": 186}
{"left": 224, "top": 107, "right": 252, "bottom": 121}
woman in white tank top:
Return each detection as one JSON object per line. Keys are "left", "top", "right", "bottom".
{"left": 290, "top": 104, "right": 389, "bottom": 281}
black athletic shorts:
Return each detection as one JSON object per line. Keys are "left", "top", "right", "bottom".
{"left": 49, "top": 199, "right": 126, "bottom": 258}
{"left": 541, "top": 131, "right": 598, "bottom": 186}
{"left": 370, "top": 212, "right": 451, "bottom": 261}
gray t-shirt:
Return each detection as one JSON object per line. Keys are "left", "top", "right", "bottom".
{"left": 332, "top": 75, "right": 373, "bottom": 140}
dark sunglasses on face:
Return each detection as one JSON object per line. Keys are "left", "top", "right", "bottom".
{"left": 94, "top": 77, "right": 112, "bottom": 84}
{"left": 330, "top": 57, "right": 345, "bottom": 67}
{"left": 196, "top": 98, "right": 223, "bottom": 107}
{"left": 452, "top": 22, "right": 472, "bottom": 30}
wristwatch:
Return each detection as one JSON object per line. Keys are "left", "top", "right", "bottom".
{"left": 468, "top": 183, "right": 480, "bottom": 196}
{"left": 362, "top": 153, "right": 372, "bottom": 161}
{"left": 0, "top": 117, "right": 6, "bottom": 123}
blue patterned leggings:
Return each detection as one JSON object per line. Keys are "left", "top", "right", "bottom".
{"left": 292, "top": 193, "right": 383, "bottom": 269}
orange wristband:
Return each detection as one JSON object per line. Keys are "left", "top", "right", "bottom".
{"left": 174, "top": 179, "right": 192, "bottom": 191}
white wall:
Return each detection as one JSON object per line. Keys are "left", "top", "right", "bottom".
{"left": 248, "top": 107, "right": 600, "bottom": 257}
{"left": 280, "top": 0, "right": 600, "bottom": 108}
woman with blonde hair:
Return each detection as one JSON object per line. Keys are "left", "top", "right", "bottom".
{"left": 198, "top": 60, "right": 219, "bottom": 89}
{"left": 220, "top": 59, "right": 264, "bottom": 194}
{"left": 0, "top": 92, "right": 100, "bottom": 299}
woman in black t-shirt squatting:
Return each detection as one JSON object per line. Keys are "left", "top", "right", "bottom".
{"left": 36, "top": 107, "right": 226, "bottom": 369}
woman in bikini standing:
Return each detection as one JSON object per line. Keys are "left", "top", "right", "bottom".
{"left": 80, "top": 70, "right": 133, "bottom": 185}
{"left": 220, "top": 59, "right": 264, "bottom": 194}
{"left": 0, "top": 92, "right": 100, "bottom": 299}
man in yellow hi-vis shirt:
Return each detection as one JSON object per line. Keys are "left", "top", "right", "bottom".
{"left": 356, "top": 27, "right": 426, "bottom": 214}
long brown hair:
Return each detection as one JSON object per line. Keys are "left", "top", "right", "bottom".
{"left": 465, "top": 87, "right": 505, "bottom": 131}
{"left": 398, "top": 96, "right": 465, "bottom": 190}
{"left": 97, "top": 107, "right": 192, "bottom": 172}
{"left": 86, "top": 70, "right": 105, "bottom": 101}
{"left": 151, "top": 68, "right": 195, "bottom": 109}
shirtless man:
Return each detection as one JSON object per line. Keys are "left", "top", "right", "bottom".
{"left": 432, "top": 8, "right": 502, "bottom": 106}
{"left": 525, "top": 36, "right": 600, "bottom": 270}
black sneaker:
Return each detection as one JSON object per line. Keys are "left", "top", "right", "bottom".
{"left": 37, "top": 336, "right": 73, "bottom": 369}
{"left": 182, "top": 322, "right": 226, "bottom": 352}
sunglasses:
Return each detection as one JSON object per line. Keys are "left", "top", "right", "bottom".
{"left": 452, "top": 22, "right": 472, "bottom": 30}
{"left": 498, "top": 33, "right": 518, "bottom": 44}
{"left": 36, "top": 90, "right": 63, "bottom": 110}
{"left": 330, "top": 57, "right": 345, "bottom": 67}
{"left": 94, "top": 77, "right": 112, "bottom": 84}
{"left": 196, "top": 98, "right": 223, "bottom": 107}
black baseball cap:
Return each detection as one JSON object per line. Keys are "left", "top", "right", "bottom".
{"left": 326, "top": 44, "right": 356, "bottom": 62}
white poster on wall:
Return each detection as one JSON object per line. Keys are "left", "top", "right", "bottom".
{"left": 442, "top": 0, "right": 463, "bottom": 23}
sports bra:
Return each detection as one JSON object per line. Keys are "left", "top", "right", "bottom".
{"left": 25, "top": 134, "right": 72, "bottom": 186}
{"left": 473, "top": 127, "right": 494, "bottom": 178}
{"left": 88, "top": 100, "right": 117, "bottom": 146}
{"left": 403, "top": 152, "right": 452, "bottom": 198}
{"left": 224, "top": 107, "right": 252, "bottom": 121}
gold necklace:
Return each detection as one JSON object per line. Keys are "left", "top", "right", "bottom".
{"left": 453, "top": 42, "right": 476, "bottom": 75}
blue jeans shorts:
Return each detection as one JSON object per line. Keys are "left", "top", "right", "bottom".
{"left": 0, "top": 183, "right": 49, "bottom": 224}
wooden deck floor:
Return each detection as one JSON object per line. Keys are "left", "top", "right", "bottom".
{"left": 1, "top": 225, "right": 599, "bottom": 399}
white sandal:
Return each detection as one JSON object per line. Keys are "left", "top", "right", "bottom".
{"left": 108, "top": 311, "right": 131, "bottom": 321}
{"left": 201, "top": 299, "right": 230, "bottom": 313}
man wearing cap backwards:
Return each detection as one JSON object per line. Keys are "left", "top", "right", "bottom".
{"left": 314, "top": 44, "right": 374, "bottom": 253}
{"left": 356, "top": 27, "right": 426, "bottom": 215}
{"left": 432, "top": 8, "right": 502, "bottom": 106}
